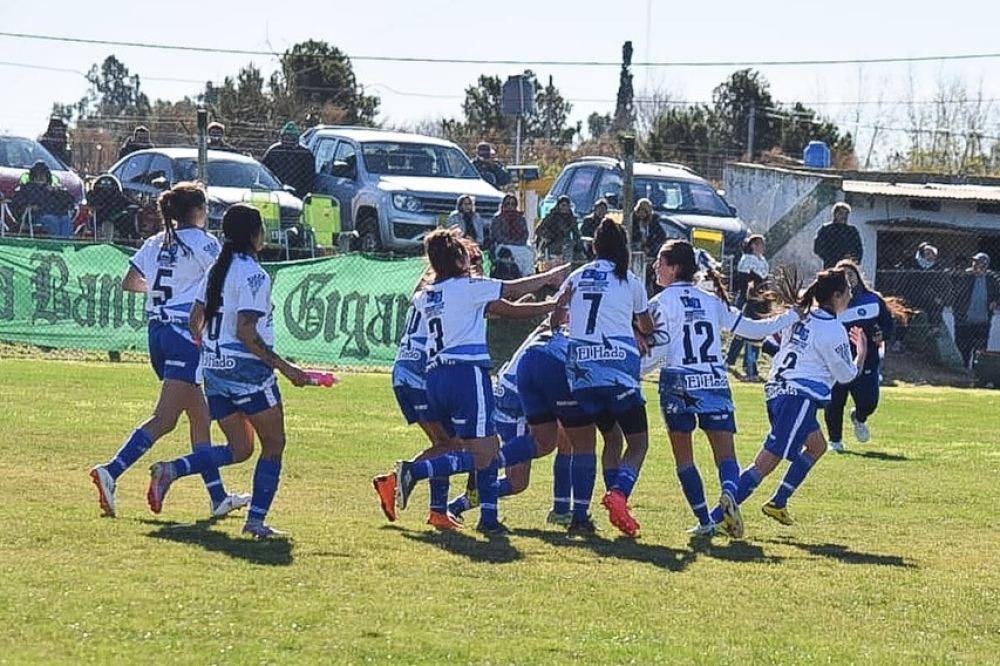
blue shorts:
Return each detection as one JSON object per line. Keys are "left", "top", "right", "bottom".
{"left": 426, "top": 364, "right": 496, "bottom": 440}
{"left": 573, "top": 384, "right": 645, "bottom": 420}
{"left": 517, "top": 348, "right": 587, "bottom": 425}
{"left": 763, "top": 393, "right": 820, "bottom": 460}
{"left": 147, "top": 321, "right": 201, "bottom": 384}
{"left": 663, "top": 411, "right": 737, "bottom": 434}
{"left": 393, "top": 384, "right": 442, "bottom": 425}
{"left": 496, "top": 409, "right": 528, "bottom": 443}
{"left": 208, "top": 383, "right": 282, "bottom": 420}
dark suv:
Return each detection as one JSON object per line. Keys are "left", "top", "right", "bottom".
{"left": 539, "top": 156, "right": 749, "bottom": 259}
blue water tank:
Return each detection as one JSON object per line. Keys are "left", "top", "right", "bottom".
{"left": 803, "top": 141, "right": 831, "bottom": 168}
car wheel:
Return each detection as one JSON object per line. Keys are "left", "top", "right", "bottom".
{"left": 356, "top": 215, "right": 383, "bottom": 253}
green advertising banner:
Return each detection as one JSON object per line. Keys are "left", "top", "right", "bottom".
{"left": 269, "top": 253, "right": 424, "bottom": 366}
{"left": 0, "top": 238, "right": 148, "bottom": 351}
{"left": 0, "top": 238, "right": 427, "bottom": 367}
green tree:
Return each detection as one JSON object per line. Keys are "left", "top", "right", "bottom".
{"left": 461, "top": 74, "right": 506, "bottom": 135}
{"left": 461, "top": 71, "right": 577, "bottom": 144}
{"left": 776, "top": 102, "right": 855, "bottom": 159}
{"left": 644, "top": 105, "right": 721, "bottom": 177}
{"left": 588, "top": 112, "right": 614, "bottom": 141}
{"left": 80, "top": 55, "right": 151, "bottom": 120}
{"left": 712, "top": 68, "right": 780, "bottom": 158}
{"left": 272, "top": 40, "right": 379, "bottom": 126}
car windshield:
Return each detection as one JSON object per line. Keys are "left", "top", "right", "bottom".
{"left": 360, "top": 141, "right": 479, "bottom": 178}
{"left": 176, "top": 159, "right": 282, "bottom": 189}
{"left": 636, "top": 177, "right": 733, "bottom": 217}
{"left": 0, "top": 137, "right": 66, "bottom": 171}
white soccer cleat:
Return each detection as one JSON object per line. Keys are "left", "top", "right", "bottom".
{"left": 212, "top": 492, "right": 252, "bottom": 518}
{"left": 828, "top": 440, "right": 845, "bottom": 453}
{"left": 850, "top": 409, "right": 870, "bottom": 443}
{"left": 89, "top": 465, "right": 117, "bottom": 518}
{"left": 686, "top": 522, "right": 717, "bottom": 537}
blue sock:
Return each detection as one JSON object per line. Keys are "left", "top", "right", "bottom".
{"left": 499, "top": 435, "right": 537, "bottom": 467}
{"left": 497, "top": 476, "right": 514, "bottom": 498}
{"left": 191, "top": 443, "right": 229, "bottom": 505}
{"left": 552, "top": 453, "right": 572, "bottom": 514}
{"left": 718, "top": 457, "right": 739, "bottom": 499}
{"left": 677, "top": 464, "right": 711, "bottom": 525}
{"left": 414, "top": 451, "right": 475, "bottom": 480}
{"left": 603, "top": 467, "right": 619, "bottom": 492}
{"left": 612, "top": 463, "right": 640, "bottom": 498}
{"left": 447, "top": 494, "right": 471, "bottom": 516}
{"left": 476, "top": 460, "right": 500, "bottom": 527}
{"left": 711, "top": 465, "right": 763, "bottom": 524}
{"left": 105, "top": 428, "right": 154, "bottom": 479}
{"left": 770, "top": 452, "right": 817, "bottom": 508}
{"left": 570, "top": 453, "right": 597, "bottom": 520}
{"left": 247, "top": 458, "right": 281, "bottom": 524}
{"left": 171, "top": 444, "right": 234, "bottom": 478}
{"left": 429, "top": 478, "right": 449, "bottom": 513}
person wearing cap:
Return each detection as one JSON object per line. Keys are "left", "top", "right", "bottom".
{"left": 900, "top": 241, "right": 948, "bottom": 351}
{"left": 118, "top": 126, "right": 154, "bottom": 160}
{"left": 261, "top": 121, "right": 316, "bottom": 199}
{"left": 471, "top": 141, "right": 510, "bottom": 189}
{"left": 206, "top": 121, "right": 239, "bottom": 153}
{"left": 813, "top": 202, "right": 863, "bottom": 269}
{"left": 10, "top": 161, "right": 77, "bottom": 237}
{"left": 951, "top": 252, "right": 1000, "bottom": 369}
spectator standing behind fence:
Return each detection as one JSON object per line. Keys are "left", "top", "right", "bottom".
{"left": 207, "top": 122, "right": 239, "bottom": 153}
{"left": 813, "top": 202, "right": 863, "bottom": 269}
{"left": 490, "top": 193, "right": 528, "bottom": 247}
{"left": 39, "top": 117, "right": 71, "bottom": 167}
{"left": 580, "top": 199, "right": 610, "bottom": 259}
{"left": 899, "top": 242, "right": 948, "bottom": 351}
{"left": 446, "top": 194, "right": 486, "bottom": 244}
{"left": 951, "top": 252, "right": 1000, "bottom": 369}
{"left": 472, "top": 142, "right": 511, "bottom": 189}
{"left": 262, "top": 122, "right": 316, "bottom": 199}
{"left": 10, "top": 161, "right": 76, "bottom": 238}
{"left": 725, "top": 234, "right": 770, "bottom": 382}
{"left": 631, "top": 197, "right": 667, "bottom": 294}
{"left": 118, "top": 126, "right": 154, "bottom": 160}
{"left": 534, "top": 195, "right": 582, "bottom": 261}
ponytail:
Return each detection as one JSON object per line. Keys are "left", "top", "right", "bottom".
{"left": 204, "top": 203, "right": 264, "bottom": 322}
{"left": 593, "top": 218, "right": 628, "bottom": 281}
{"left": 657, "top": 239, "right": 731, "bottom": 305}
{"left": 157, "top": 182, "right": 205, "bottom": 257}
{"left": 203, "top": 245, "right": 234, "bottom": 322}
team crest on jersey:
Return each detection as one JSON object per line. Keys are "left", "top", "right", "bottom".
{"left": 426, "top": 291, "right": 443, "bottom": 305}
{"left": 246, "top": 272, "right": 266, "bottom": 298}
{"left": 680, "top": 295, "right": 707, "bottom": 321}
{"left": 203, "top": 242, "right": 220, "bottom": 257}
{"left": 580, "top": 269, "right": 608, "bottom": 285}
{"left": 790, "top": 321, "right": 810, "bottom": 345}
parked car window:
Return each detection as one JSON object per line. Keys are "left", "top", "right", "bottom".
{"left": 315, "top": 138, "right": 338, "bottom": 175}
{"left": 116, "top": 154, "right": 153, "bottom": 186}
{"left": 360, "top": 142, "right": 479, "bottom": 179}
{"left": 333, "top": 141, "right": 357, "bottom": 177}
{"left": 0, "top": 137, "right": 64, "bottom": 171}
{"left": 566, "top": 166, "right": 599, "bottom": 214}
{"left": 147, "top": 153, "right": 172, "bottom": 187}
{"left": 596, "top": 169, "right": 623, "bottom": 202}
{"left": 174, "top": 158, "right": 282, "bottom": 190}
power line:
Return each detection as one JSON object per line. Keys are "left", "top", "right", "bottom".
{"left": 4, "top": 30, "right": 1000, "bottom": 68}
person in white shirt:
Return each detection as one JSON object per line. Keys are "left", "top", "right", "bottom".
{"left": 708, "top": 267, "right": 867, "bottom": 532}
{"left": 725, "top": 234, "right": 770, "bottom": 382}
{"left": 644, "top": 240, "right": 799, "bottom": 538}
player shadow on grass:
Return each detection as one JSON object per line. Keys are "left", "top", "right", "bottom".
{"left": 764, "top": 536, "right": 916, "bottom": 568}
{"left": 143, "top": 518, "right": 294, "bottom": 566}
{"left": 395, "top": 526, "right": 523, "bottom": 564}
{"left": 837, "top": 450, "right": 909, "bottom": 462}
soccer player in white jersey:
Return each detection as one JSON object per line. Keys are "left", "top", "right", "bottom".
{"left": 708, "top": 267, "right": 867, "bottom": 530}
{"left": 388, "top": 228, "right": 568, "bottom": 536}
{"left": 644, "top": 240, "right": 800, "bottom": 538}
{"left": 89, "top": 183, "right": 248, "bottom": 519}
{"left": 560, "top": 218, "right": 653, "bottom": 537}
{"left": 145, "top": 204, "right": 309, "bottom": 539}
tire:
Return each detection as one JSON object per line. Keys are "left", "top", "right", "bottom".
{"left": 356, "top": 214, "right": 383, "bottom": 253}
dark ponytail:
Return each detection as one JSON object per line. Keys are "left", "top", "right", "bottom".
{"left": 658, "top": 239, "right": 731, "bottom": 305}
{"left": 158, "top": 181, "right": 205, "bottom": 257}
{"left": 798, "top": 268, "right": 848, "bottom": 312}
{"left": 424, "top": 227, "right": 467, "bottom": 282}
{"left": 593, "top": 218, "right": 628, "bottom": 281}
{"left": 203, "top": 204, "right": 263, "bottom": 322}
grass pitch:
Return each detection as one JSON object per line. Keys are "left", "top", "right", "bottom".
{"left": 1, "top": 358, "right": 999, "bottom": 665}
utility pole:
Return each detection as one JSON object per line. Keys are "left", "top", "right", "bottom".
{"left": 197, "top": 107, "right": 208, "bottom": 185}
{"left": 746, "top": 102, "right": 756, "bottom": 162}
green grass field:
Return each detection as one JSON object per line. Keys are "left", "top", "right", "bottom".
{"left": 2, "top": 358, "right": 999, "bottom": 665}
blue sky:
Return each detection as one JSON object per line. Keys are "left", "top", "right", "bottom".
{"left": 4, "top": 0, "right": 1000, "bottom": 165}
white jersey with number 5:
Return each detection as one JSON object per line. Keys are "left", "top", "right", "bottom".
{"left": 412, "top": 276, "right": 502, "bottom": 371}
{"left": 198, "top": 254, "right": 276, "bottom": 394}
{"left": 766, "top": 309, "right": 859, "bottom": 403}
{"left": 562, "top": 259, "right": 647, "bottom": 391}
{"left": 130, "top": 227, "right": 220, "bottom": 336}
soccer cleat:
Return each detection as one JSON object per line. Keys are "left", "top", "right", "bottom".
{"left": 146, "top": 462, "right": 176, "bottom": 514}
{"left": 242, "top": 521, "right": 290, "bottom": 540}
{"left": 850, "top": 409, "right": 870, "bottom": 443}
{"left": 395, "top": 460, "right": 417, "bottom": 511}
{"left": 211, "top": 492, "right": 252, "bottom": 518}
{"left": 719, "top": 489, "right": 744, "bottom": 539}
{"left": 828, "top": 440, "right": 845, "bottom": 453}
{"left": 761, "top": 501, "right": 794, "bottom": 526}
{"left": 475, "top": 521, "right": 511, "bottom": 537}
{"left": 89, "top": 465, "right": 117, "bottom": 518}
{"left": 546, "top": 510, "right": 572, "bottom": 526}
{"left": 426, "top": 510, "right": 464, "bottom": 531}
{"left": 687, "top": 522, "right": 718, "bottom": 537}
{"left": 601, "top": 489, "right": 640, "bottom": 538}
{"left": 372, "top": 472, "right": 398, "bottom": 522}
{"left": 566, "top": 515, "right": 599, "bottom": 537}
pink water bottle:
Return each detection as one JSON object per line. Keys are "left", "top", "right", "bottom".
{"left": 304, "top": 370, "right": 338, "bottom": 387}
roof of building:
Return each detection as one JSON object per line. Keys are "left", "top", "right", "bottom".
{"left": 843, "top": 179, "right": 1000, "bottom": 203}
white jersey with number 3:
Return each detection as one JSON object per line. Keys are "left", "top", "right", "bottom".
{"left": 130, "top": 227, "right": 220, "bottom": 333}
{"left": 412, "top": 276, "right": 502, "bottom": 371}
